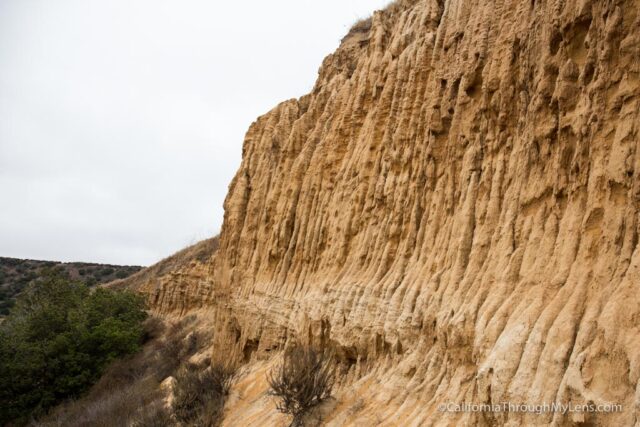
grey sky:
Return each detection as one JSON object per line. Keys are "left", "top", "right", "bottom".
{"left": 0, "top": 0, "right": 389, "bottom": 265}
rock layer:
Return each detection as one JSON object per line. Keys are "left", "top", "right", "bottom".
{"left": 147, "top": 0, "right": 640, "bottom": 425}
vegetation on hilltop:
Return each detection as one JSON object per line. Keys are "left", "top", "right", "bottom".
{"left": 0, "top": 257, "right": 143, "bottom": 316}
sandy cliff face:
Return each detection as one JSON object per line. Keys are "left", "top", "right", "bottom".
{"left": 142, "top": 0, "right": 640, "bottom": 425}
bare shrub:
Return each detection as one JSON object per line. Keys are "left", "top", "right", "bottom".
{"left": 173, "top": 363, "right": 234, "bottom": 427}
{"left": 347, "top": 398, "right": 365, "bottom": 416}
{"left": 155, "top": 324, "right": 203, "bottom": 380}
{"left": 267, "top": 346, "right": 335, "bottom": 427}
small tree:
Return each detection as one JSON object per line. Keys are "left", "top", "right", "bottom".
{"left": 267, "top": 346, "right": 335, "bottom": 427}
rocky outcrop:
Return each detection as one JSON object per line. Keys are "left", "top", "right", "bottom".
{"left": 111, "top": 237, "right": 218, "bottom": 316}
{"left": 144, "top": 0, "right": 640, "bottom": 425}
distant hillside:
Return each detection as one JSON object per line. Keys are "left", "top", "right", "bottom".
{"left": 0, "top": 257, "right": 143, "bottom": 315}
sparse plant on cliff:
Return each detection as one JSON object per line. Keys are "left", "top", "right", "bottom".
{"left": 173, "top": 362, "right": 235, "bottom": 427}
{"left": 267, "top": 346, "right": 335, "bottom": 427}
{"left": 350, "top": 17, "right": 372, "bottom": 34}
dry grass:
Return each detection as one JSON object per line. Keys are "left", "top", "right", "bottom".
{"left": 350, "top": 17, "right": 373, "bottom": 34}
{"left": 107, "top": 237, "right": 219, "bottom": 292}
{"left": 384, "top": 0, "right": 407, "bottom": 16}
{"left": 343, "top": 0, "right": 409, "bottom": 45}
{"left": 132, "top": 402, "right": 173, "bottom": 427}
{"left": 37, "top": 378, "right": 164, "bottom": 427}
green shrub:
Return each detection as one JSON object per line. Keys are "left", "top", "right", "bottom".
{"left": 37, "top": 316, "right": 172, "bottom": 427}
{"left": 116, "top": 270, "right": 129, "bottom": 279}
{"left": 0, "top": 271, "right": 147, "bottom": 425}
{"left": 101, "top": 267, "right": 115, "bottom": 277}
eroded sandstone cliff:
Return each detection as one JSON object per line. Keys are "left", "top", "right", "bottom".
{"left": 133, "top": 0, "right": 640, "bottom": 425}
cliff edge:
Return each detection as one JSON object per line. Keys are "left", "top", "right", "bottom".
{"left": 135, "top": 0, "right": 640, "bottom": 425}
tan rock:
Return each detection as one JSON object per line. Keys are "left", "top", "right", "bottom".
{"left": 129, "top": 0, "right": 640, "bottom": 425}
{"left": 160, "top": 376, "right": 176, "bottom": 409}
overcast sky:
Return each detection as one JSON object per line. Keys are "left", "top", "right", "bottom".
{"left": 0, "top": 0, "right": 390, "bottom": 266}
